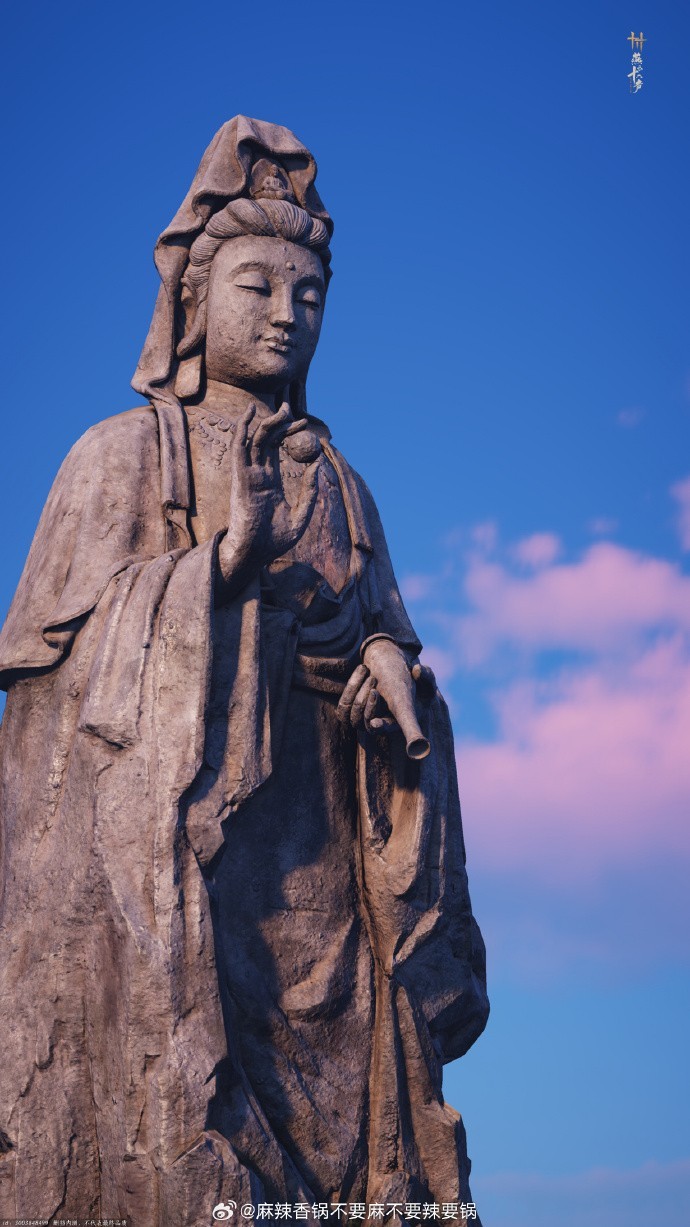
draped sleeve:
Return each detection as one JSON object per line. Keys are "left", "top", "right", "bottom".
{"left": 0, "top": 407, "right": 165, "bottom": 687}
{"left": 0, "top": 404, "right": 295, "bottom": 864}
{"left": 318, "top": 440, "right": 422, "bottom": 658}
{"left": 356, "top": 474, "right": 423, "bottom": 656}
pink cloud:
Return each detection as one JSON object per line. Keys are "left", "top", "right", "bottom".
{"left": 469, "top": 520, "right": 498, "bottom": 553}
{"left": 671, "top": 475, "right": 690, "bottom": 551}
{"left": 403, "top": 508, "right": 690, "bottom": 907}
{"left": 417, "top": 645, "right": 456, "bottom": 687}
{"left": 511, "top": 532, "right": 562, "bottom": 569}
{"left": 400, "top": 572, "right": 435, "bottom": 601}
{"left": 457, "top": 637, "right": 690, "bottom": 882}
{"left": 458, "top": 542, "right": 690, "bottom": 664}
{"left": 588, "top": 516, "right": 618, "bottom": 536}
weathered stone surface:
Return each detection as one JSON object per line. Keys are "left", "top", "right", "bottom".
{"left": 0, "top": 116, "right": 489, "bottom": 1223}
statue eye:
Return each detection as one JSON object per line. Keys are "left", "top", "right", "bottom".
{"left": 234, "top": 274, "right": 271, "bottom": 294}
{"left": 296, "top": 288, "right": 322, "bottom": 308}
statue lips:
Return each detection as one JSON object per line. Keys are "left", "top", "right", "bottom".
{"left": 264, "top": 333, "right": 296, "bottom": 355}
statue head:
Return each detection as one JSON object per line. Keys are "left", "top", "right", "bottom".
{"left": 132, "top": 117, "right": 333, "bottom": 418}
{"left": 176, "top": 196, "right": 330, "bottom": 398}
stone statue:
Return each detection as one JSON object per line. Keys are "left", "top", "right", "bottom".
{"left": 0, "top": 117, "right": 489, "bottom": 1224}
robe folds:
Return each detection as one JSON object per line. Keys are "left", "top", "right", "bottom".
{"left": 0, "top": 403, "right": 489, "bottom": 1224}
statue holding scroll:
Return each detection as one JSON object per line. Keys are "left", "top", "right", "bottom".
{"left": 0, "top": 117, "right": 489, "bottom": 1224}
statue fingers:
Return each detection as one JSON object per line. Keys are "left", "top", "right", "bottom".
{"left": 411, "top": 659, "right": 438, "bottom": 698}
{"left": 336, "top": 664, "right": 369, "bottom": 722}
{"left": 422, "top": 664, "right": 437, "bottom": 689}
{"left": 368, "top": 716, "right": 398, "bottom": 734}
{"left": 228, "top": 409, "right": 257, "bottom": 491}
{"left": 363, "top": 686, "right": 380, "bottom": 730}
{"left": 251, "top": 403, "right": 292, "bottom": 462}
{"left": 236, "top": 404, "right": 257, "bottom": 454}
{"left": 350, "top": 675, "right": 374, "bottom": 728}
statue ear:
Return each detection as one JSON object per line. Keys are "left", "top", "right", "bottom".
{"left": 177, "top": 283, "right": 204, "bottom": 355}
{"left": 175, "top": 351, "right": 203, "bottom": 399}
{"left": 175, "top": 282, "right": 205, "bottom": 399}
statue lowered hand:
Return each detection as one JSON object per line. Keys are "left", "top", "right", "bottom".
{"left": 338, "top": 635, "right": 434, "bottom": 760}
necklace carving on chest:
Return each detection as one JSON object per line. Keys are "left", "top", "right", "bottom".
{"left": 187, "top": 409, "right": 324, "bottom": 491}
{"left": 188, "top": 410, "right": 234, "bottom": 467}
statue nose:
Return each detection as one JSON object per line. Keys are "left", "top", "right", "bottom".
{"left": 270, "top": 290, "right": 295, "bottom": 329}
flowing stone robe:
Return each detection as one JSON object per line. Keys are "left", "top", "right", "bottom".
{"left": 0, "top": 402, "right": 489, "bottom": 1223}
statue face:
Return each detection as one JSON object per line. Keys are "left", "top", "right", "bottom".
{"left": 204, "top": 235, "right": 326, "bottom": 393}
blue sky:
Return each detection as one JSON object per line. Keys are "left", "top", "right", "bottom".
{"left": 2, "top": 1, "right": 689, "bottom": 1223}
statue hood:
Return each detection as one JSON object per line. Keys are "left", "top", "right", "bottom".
{"left": 131, "top": 116, "right": 332, "bottom": 424}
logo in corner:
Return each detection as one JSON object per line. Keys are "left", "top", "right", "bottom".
{"left": 213, "top": 1203, "right": 237, "bottom": 1221}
